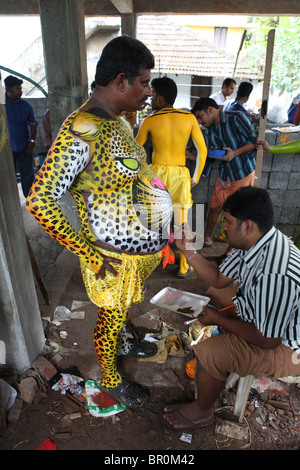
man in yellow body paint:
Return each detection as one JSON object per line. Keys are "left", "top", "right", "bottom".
{"left": 136, "top": 77, "right": 207, "bottom": 277}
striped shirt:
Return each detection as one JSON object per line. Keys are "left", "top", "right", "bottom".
{"left": 202, "top": 111, "right": 258, "bottom": 182}
{"left": 220, "top": 227, "right": 300, "bottom": 352}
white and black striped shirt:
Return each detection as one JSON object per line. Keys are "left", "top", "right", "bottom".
{"left": 220, "top": 227, "right": 300, "bottom": 352}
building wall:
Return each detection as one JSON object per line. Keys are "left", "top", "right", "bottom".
{"left": 187, "top": 25, "right": 246, "bottom": 55}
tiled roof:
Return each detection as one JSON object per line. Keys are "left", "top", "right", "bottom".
{"left": 137, "top": 15, "right": 262, "bottom": 79}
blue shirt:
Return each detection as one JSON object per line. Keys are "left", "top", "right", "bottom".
{"left": 287, "top": 93, "right": 300, "bottom": 124}
{"left": 202, "top": 111, "right": 258, "bottom": 182}
{"left": 5, "top": 97, "right": 38, "bottom": 152}
{"left": 225, "top": 99, "right": 247, "bottom": 114}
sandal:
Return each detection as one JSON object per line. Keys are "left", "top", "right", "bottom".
{"left": 98, "top": 379, "right": 148, "bottom": 408}
{"left": 161, "top": 406, "right": 214, "bottom": 430}
{"left": 118, "top": 341, "right": 157, "bottom": 359}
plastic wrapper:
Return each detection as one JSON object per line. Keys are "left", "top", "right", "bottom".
{"left": 52, "top": 373, "right": 83, "bottom": 395}
{"left": 53, "top": 306, "right": 71, "bottom": 322}
{"left": 190, "top": 325, "right": 220, "bottom": 346}
{"left": 85, "top": 380, "right": 125, "bottom": 417}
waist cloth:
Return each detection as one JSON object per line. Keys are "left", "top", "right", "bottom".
{"left": 150, "top": 163, "right": 193, "bottom": 208}
{"left": 80, "top": 244, "right": 162, "bottom": 312}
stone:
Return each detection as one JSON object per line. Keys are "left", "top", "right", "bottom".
{"left": 216, "top": 419, "right": 249, "bottom": 441}
{"left": 32, "top": 356, "right": 57, "bottom": 381}
{"left": 7, "top": 398, "right": 23, "bottom": 423}
{"left": 131, "top": 309, "right": 162, "bottom": 332}
{"left": 49, "top": 353, "right": 64, "bottom": 367}
{"left": 18, "top": 377, "right": 38, "bottom": 403}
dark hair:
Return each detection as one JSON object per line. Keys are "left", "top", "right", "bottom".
{"left": 236, "top": 81, "right": 253, "bottom": 98}
{"left": 223, "top": 186, "right": 274, "bottom": 232}
{"left": 95, "top": 35, "right": 154, "bottom": 86}
{"left": 4, "top": 75, "right": 23, "bottom": 88}
{"left": 222, "top": 78, "right": 236, "bottom": 88}
{"left": 151, "top": 77, "right": 177, "bottom": 105}
{"left": 191, "top": 97, "right": 219, "bottom": 114}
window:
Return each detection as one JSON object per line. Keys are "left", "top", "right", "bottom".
{"left": 214, "top": 27, "right": 227, "bottom": 47}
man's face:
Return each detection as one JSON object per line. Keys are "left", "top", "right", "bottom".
{"left": 6, "top": 85, "right": 23, "bottom": 102}
{"left": 124, "top": 68, "right": 152, "bottom": 111}
{"left": 223, "top": 81, "right": 236, "bottom": 97}
{"left": 196, "top": 108, "right": 216, "bottom": 128}
{"left": 223, "top": 211, "right": 247, "bottom": 249}
{"left": 151, "top": 89, "right": 159, "bottom": 111}
{"left": 193, "top": 110, "right": 202, "bottom": 125}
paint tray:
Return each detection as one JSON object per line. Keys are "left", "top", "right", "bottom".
{"left": 150, "top": 287, "right": 210, "bottom": 318}
{"left": 272, "top": 125, "right": 300, "bottom": 133}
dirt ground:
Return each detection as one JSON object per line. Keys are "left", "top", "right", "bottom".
{"left": 0, "top": 187, "right": 300, "bottom": 454}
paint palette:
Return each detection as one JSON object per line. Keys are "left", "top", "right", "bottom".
{"left": 150, "top": 287, "right": 210, "bottom": 318}
{"left": 207, "top": 149, "right": 226, "bottom": 158}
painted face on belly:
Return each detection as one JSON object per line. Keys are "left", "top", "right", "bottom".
{"left": 69, "top": 119, "right": 173, "bottom": 254}
{"left": 87, "top": 161, "right": 173, "bottom": 253}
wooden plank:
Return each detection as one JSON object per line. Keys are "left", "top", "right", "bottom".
{"left": 255, "top": 29, "right": 275, "bottom": 187}
{"left": 233, "top": 375, "right": 254, "bottom": 423}
{"left": 26, "top": 235, "right": 50, "bottom": 305}
{"left": 232, "top": 30, "right": 246, "bottom": 78}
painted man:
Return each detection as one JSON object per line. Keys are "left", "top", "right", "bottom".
{"left": 26, "top": 36, "right": 173, "bottom": 408}
{"left": 136, "top": 77, "right": 207, "bottom": 278}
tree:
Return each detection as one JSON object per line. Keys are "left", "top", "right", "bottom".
{"left": 244, "top": 17, "right": 300, "bottom": 93}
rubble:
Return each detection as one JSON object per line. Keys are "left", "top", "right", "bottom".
{"left": 18, "top": 377, "right": 38, "bottom": 404}
{"left": 32, "top": 356, "right": 57, "bottom": 381}
{"left": 1, "top": 299, "right": 299, "bottom": 450}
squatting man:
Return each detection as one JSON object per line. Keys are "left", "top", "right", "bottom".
{"left": 162, "top": 186, "right": 300, "bottom": 430}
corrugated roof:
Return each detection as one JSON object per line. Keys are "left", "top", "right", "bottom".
{"left": 137, "top": 15, "right": 262, "bottom": 79}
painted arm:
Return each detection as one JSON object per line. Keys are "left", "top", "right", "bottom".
{"left": 25, "top": 121, "right": 104, "bottom": 274}
{"left": 135, "top": 118, "right": 149, "bottom": 147}
{"left": 190, "top": 117, "right": 207, "bottom": 185}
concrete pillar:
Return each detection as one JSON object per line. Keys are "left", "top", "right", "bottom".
{"left": 121, "top": 14, "right": 137, "bottom": 37}
{"left": 38, "top": 0, "right": 88, "bottom": 137}
{"left": 0, "top": 81, "right": 45, "bottom": 374}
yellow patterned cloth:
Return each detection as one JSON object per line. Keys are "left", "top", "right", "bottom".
{"left": 150, "top": 163, "right": 193, "bottom": 208}
{"left": 80, "top": 245, "right": 162, "bottom": 312}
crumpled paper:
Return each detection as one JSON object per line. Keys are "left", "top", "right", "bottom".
{"left": 52, "top": 373, "right": 83, "bottom": 395}
{"left": 139, "top": 322, "right": 187, "bottom": 363}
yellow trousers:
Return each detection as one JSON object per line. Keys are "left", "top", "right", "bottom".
{"left": 80, "top": 247, "right": 162, "bottom": 388}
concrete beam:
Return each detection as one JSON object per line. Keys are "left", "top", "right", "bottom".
{"left": 0, "top": 87, "right": 45, "bottom": 373}
{"left": 121, "top": 13, "right": 137, "bottom": 37}
{"left": 110, "top": 0, "right": 133, "bottom": 14}
{"left": 38, "top": 0, "right": 88, "bottom": 136}
{"left": 130, "top": 0, "right": 300, "bottom": 16}
{"left": 0, "top": 0, "right": 299, "bottom": 16}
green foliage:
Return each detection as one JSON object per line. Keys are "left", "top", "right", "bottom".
{"left": 244, "top": 17, "right": 300, "bottom": 92}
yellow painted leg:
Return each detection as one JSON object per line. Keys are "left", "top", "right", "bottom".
{"left": 175, "top": 206, "right": 194, "bottom": 277}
